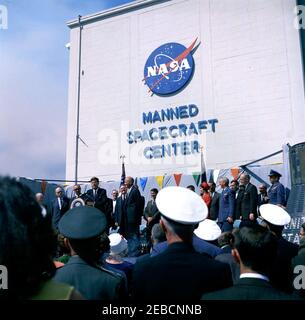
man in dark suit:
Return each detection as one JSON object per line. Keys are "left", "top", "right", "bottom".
{"left": 292, "top": 235, "right": 305, "bottom": 298}
{"left": 144, "top": 188, "right": 160, "bottom": 242}
{"left": 113, "top": 185, "right": 127, "bottom": 232}
{"left": 51, "top": 187, "right": 69, "bottom": 230}
{"left": 86, "top": 177, "right": 112, "bottom": 232}
{"left": 218, "top": 177, "right": 235, "bottom": 232}
{"left": 132, "top": 186, "right": 232, "bottom": 301}
{"left": 124, "top": 176, "right": 143, "bottom": 256}
{"left": 202, "top": 224, "right": 297, "bottom": 300}
{"left": 69, "top": 184, "right": 88, "bottom": 206}
{"left": 54, "top": 206, "right": 126, "bottom": 300}
{"left": 257, "top": 183, "right": 269, "bottom": 207}
{"left": 230, "top": 180, "right": 244, "bottom": 221}
{"left": 208, "top": 182, "right": 220, "bottom": 220}
{"left": 239, "top": 173, "right": 258, "bottom": 222}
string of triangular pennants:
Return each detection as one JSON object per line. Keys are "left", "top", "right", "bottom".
{"left": 136, "top": 168, "right": 241, "bottom": 191}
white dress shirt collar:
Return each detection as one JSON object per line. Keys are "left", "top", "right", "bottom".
{"left": 240, "top": 273, "right": 269, "bottom": 282}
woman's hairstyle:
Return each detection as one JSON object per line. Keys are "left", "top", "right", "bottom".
{"left": 0, "top": 176, "right": 57, "bottom": 300}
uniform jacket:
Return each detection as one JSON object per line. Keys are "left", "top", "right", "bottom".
{"left": 201, "top": 277, "right": 298, "bottom": 300}
{"left": 268, "top": 182, "right": 286, "bottom": 206}
{"left": 132, "top": 242, "right": 232, "bottom": 301}
{"left": 53, "top": 256, "right": 125, "bottom": 300}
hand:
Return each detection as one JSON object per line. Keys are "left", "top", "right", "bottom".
{"left": 227, "top": 217, "right": 233, "bottom": 224}
{"left": 249, "top": 213, "right": 255, "bottom": 221}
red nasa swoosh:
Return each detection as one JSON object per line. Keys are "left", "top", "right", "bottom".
{"left": 143, "top": 37, "right": 198, "bottom": 93}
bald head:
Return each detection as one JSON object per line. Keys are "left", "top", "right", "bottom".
{"left": 240, "top": 173, "right": 250, "bottom": 186}
{"left": 35, "top": 193, "right": 44, "bottom": 204}
{"left": 125, "top": 176, "right": 134, "bottom": 188}
{"left": 55, "top": 187, "right": 63, "bottom": 198}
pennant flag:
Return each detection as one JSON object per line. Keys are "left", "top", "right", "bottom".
{"left": 208, "top": 169, "right": 214, "bottom": 183}
{"left": 213, "top": 169, "right": 221, "bottom": 183}
{"left": 231, "top": 167, "right": 240, "bottom": 180}
{"left": 192, "top": 172, "right": 201, "bottom": 186}
{"left": 41, "top": 180, "right": 48, "bottom": 194}
{"left": 174, "top": 173, "right": 182, "bottom": 186}
{"left": 139, "top": 177, "right": 148, "bottom": 191}
{"left": 155, "top": 175, "right": 164, "bottom": 189}
{"left": 120, "top": 161, "right": 126, "bottom": 186}
{"left": 200, "top": 146, "right": 207, "bottom": 183}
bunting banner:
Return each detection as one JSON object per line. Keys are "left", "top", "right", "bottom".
{"left": 231, "top": 167, "right": 240, "bottom": 180}
{"left": 192, "top": 172, "right": 201, "bottom": 186}
{"left": 173, "top": 173, "right": 182, "bottom": 186}
{"left": 155, "top": 175, "right": 164, "bottom": 189}
{"left": 139, "top": 177, "right": 148, "bottom": 191}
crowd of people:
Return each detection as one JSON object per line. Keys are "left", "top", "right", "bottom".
{"left": 0, "top": 171, "right": 304, "bottom": 301}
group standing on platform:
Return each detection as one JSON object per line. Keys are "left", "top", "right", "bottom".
{"left": 0, "top": 169, "right": 303, "bottom": 301}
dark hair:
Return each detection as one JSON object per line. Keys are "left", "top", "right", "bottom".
{"left": 0, "top": 176, "right": 56, "bottom": 300}
{"left": 187, "top": 185, "right": 195, "bottom": 192}
{"left": 162, "top": 215, "right": 194, "bottom": 242}
{"left": 265, "top": 221, "right": 284, "bottom": 238}
{"left": 218, "top": 232, "right": 234, "bottom": 247}
{"left": 231, "top": 180, "right": 239, "bottom": 186}
{"left": 301, "top": 222, "right": 305, "bottom": 230}
{"left": 232, "top": 225, "right": 278, "bottom": 276}
{"left": 150, "top": 188, "right": 158, "bottom": 194}
{"left": 69, "top": 236, "right": 102, "bottom": 266}
{"left": 209, "top": 182, "right": 216, "bottom": 187}
{"left": 90, "top": 177, "right": 99, "bottom": 183}
{"left": 151, "top": 224, "right": 166, "bottom": 243}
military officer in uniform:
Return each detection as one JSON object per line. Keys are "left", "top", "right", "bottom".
{"left": 132, "top": 186, "right": 232, "bottom": 301}
{"left": 53, "top": 206, "right": 126, "bottom": 300}
{"left": 259, "top": 204, "right": 298, "bottom": 293}
{"left": 267, "top": 170, "right": 286, "bottom": 207}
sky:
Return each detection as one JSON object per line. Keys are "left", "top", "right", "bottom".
{"left": 0, "top": 0, "right": 132, "bottom": 180}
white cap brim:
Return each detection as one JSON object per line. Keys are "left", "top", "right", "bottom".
{"left": 156, "top": 186, "right": 208, "bottom": 224}
{"left": 194, "top": 219, "right": 222, "bottom": 241}
{"left": 259, "top": 204, "right": 291, "bottom": 226}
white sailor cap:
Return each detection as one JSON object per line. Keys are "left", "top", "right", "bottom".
{"left": 194, "top": 219, "right": 222, "bottom": 241}
{"left": 109, "top": 233, "right": 128, "bottom": 255}
{"left": 259, "top": 204, "right": 291, "bottom": 226}
{"left": 156, "top": 186, "right": 208, "bottom": 224}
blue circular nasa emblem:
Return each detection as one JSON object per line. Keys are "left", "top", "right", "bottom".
{"left": 144, "top": 41, "right": 195, "bottom": 95}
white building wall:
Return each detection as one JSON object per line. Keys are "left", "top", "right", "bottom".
{"left": 66, "top": 0, "right": 305, "bottom": 182}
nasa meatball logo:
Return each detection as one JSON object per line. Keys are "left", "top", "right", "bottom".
{"left": 143, "top": 38, "right": 198, "bottom": 96}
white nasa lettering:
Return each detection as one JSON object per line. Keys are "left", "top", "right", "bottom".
{"left": 169, "top": 60, "right": 179, "bottom": 72}
{"left": 146, "top": 58, "right": 191, "bottom": 78}
{"left": 158, "top": 63, "right": 168, "bottom": 75}
{"left": 147, "top": 66, "right": 157, "bottom": 77}
{"left": 180, "top": 58, "right": 191, "bottom": 70}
